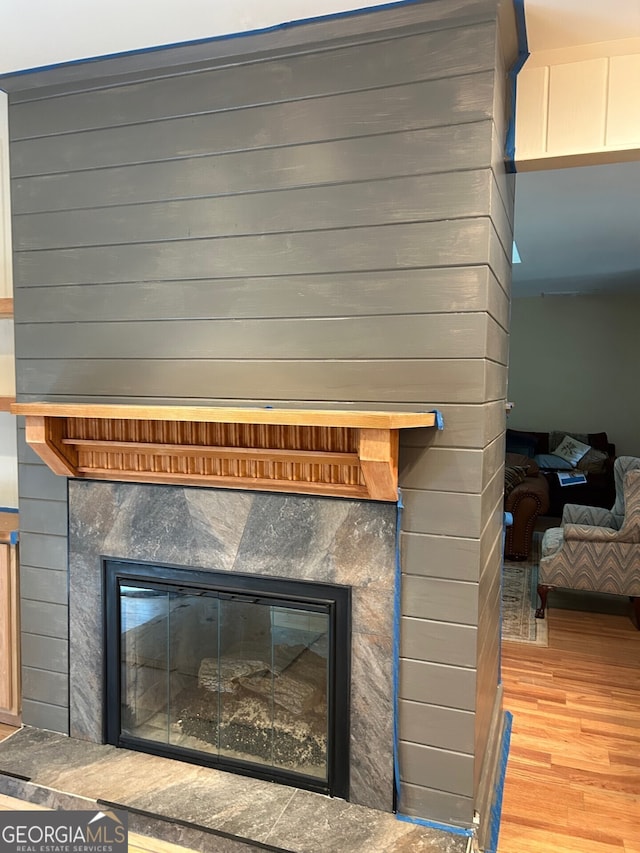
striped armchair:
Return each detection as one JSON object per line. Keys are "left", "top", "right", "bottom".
{"left": 536, "top": 456, "right": 640, "bottom": 629}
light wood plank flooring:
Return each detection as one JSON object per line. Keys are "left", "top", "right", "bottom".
{"left": 499, "top": 606, "right": 640, "bottom": 853}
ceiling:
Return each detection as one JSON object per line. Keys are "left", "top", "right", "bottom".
{"left": 512, "top": 0, "right": 640, "bottom": 297}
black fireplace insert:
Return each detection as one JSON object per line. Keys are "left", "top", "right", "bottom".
{"left": 104, "top": 559, "right": 350, "bottom": 798}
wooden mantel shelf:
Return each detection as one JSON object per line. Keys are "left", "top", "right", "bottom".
{"left": 11, "top": 403, "right": 438, "bottom": 502}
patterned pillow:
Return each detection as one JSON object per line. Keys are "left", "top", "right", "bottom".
{"left": 504, "top": 465, "right": 528, "bottom": 497}
{"left": 553, "top": 435, "right": 591, "bottom": 466}
{"left": 576, "top": 447, "right": 609, "bottom": 474}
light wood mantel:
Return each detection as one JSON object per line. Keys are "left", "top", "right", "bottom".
{"left": 11, "top": 403, "right": 438, "bottom": 502}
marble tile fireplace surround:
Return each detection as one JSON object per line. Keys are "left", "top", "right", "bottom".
{"left": 68, "top": 479, "right": 398, "bottom": 813}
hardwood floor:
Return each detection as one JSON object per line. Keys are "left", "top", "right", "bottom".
{"left": 499, "top": 606, "right": 640, "bottom": 853}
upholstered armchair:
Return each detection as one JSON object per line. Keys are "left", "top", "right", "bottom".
{"left": 536, "top": 456, "right": 640, "bottom": 629}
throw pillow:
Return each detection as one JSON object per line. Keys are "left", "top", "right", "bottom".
{"left": 533, "top": 453, "right": 574, "bottom": 471}
{"left": 576, "top": 447, "right": 609, "bottom": 474}
{"left": 553, "top": 435, "right": 591, "bottom": 466}
{"left": 504, "top": 465, "right": 528, "bottom": 497}
{"left": 550, "top": 431, "right": 589, "bottom": 452}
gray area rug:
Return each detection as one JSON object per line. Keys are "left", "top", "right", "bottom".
{"left": 502, "top": 532, "right": 548, "bottom": 646}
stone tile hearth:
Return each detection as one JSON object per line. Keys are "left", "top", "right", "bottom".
{"left": 0, "top": 728, "right": 468, "bottom": 853}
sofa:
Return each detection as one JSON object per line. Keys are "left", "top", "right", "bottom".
{"left": 506, "top": 429, "right": 616, "bottom": 519}
{"left": 504, "top": 452, "right": 550, "bottom": 560}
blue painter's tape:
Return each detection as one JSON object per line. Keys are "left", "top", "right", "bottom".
{"left": 430, "top": 409, "right": 445, "bottom": 431}
{"left": 10, "top": 530, "right": 19, "bottom": 546}
{"left": 396, "top": 812, "right": 474, "bottom": 838}
{"left": 0, "top": 0, "right": 426, "bottom": 81}
{"left": 485, "top": 710, "right": 514, "bottom": 853}
{"left": 0, "top": 506, "right": 19, "bottom": 513}
{"left": 505, "top": 0, "right": 530, "bottom": 172}
{"left": 392, "top": 490, "right": 404, "bottom": 808}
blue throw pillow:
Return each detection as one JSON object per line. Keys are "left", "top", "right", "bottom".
{"left": 534, "top": 453, "right": 574, "bottom": 471}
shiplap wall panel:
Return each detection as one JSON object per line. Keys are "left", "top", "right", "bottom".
{"left": 16, "top": 498, "right": 67, "bottom": 537}
{"left": 17, "top": 534, "right": 67, "bottom": 577}
{"left": 3, "top": 0, "right": 501, "bottom": 96}
{"left": 400, "top": 400, "right": 505, "bottom": 451}
{"left": 13, "top": 170, "right": 494, "bottom": 250}
{"left": 9, "top": 24, "right": 497, "bottom": 139}
{"left": 606, "top": 54, "right": 640, "bottom": 148}
{"left": 20, "top": 599, "right": 68, "bottom": 639}
{"left": 401, "top": 576, "right": 477, "bottom": 625}
{"left": 400, "top": 783, "right": 473, "bottom": 827}
{"left": 399, "top": 660, "right": 476, "bottom": 712}
{"left": 18, "top": 462, "right": 68, "bottom": 501}
{"left": 399, "top": 741, "right": 474, "bottom": 796}
{"left": 401, "top": 617, "right": 477, "bottom": 669}
{"left": 20, "top": 567, "right": 67, "bottom": 606}
{"left": 15, "top": 315, "right": 494, "bottom": 361}
{"left": 400, "top": 447, "right": 484, "bottom": 494}
{"left": 19, "top": 700, "right": 68, "bottom": 734}
{"left": 13, "top": 267, "right": 497, "bottom": 324}
{"left": 8, "top": 2, "right": 513, "bottom": 826}
{"left": 21, "top": 668, "right": 68, "bottom": 708}
{"left": 21, "top": 633, "right": 68, "bottom": 674}
{"left": 17, "top": 359, "right": 495, "bottom": 403}
{"left": 14, "top": 220, "right": 496, "bottom": 285}
{"left": 10, "top": 73, "right": 496, "bottom": 177}
{"left": 12, "top": 122, "right": 494, "bottom": 215}
{"left": 547, "top": 59, "right": 609, "bottom": 156}
{"left": 399, "top": 701, "right": 475, "bottom": 755}
{"left": 401, "top": 531, "right": 480, "bottom": 583}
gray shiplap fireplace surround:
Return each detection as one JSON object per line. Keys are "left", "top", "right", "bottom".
{"left": 4, "top": 0, "right": 517, "bottom": 838}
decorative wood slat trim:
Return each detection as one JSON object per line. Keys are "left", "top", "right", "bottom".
{"left": 74, "top": 469, "right": 371, "bottom": 498}
{"left": 63, "top": 438, "right": 361, "bottom": 466}
{"left": 0, "top": 397, "right": 15, "bottom": 413}
{"left": 15, "top": 404, "right": 437, "bottom": 501}
{"left": 0, "top": 299, "right": 13, "bottom": 318}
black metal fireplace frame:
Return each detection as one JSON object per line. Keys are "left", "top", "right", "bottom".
{"left": 103, "top": 558, "right": 351, "bottom": 799}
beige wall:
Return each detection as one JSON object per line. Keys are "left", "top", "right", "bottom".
{"left": 508, "top": 293, "right": 640, "bottom": 457}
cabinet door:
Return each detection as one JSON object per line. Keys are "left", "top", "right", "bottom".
{"left": 0, "top": 543, "right": 20, "bottom": 723}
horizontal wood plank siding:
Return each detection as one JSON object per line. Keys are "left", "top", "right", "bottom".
{"left": 12, "top": 122, "right": 494, "bottom": 215}
{"left": 8, "top": 2, "right": 513, "bottom": 826}
{"left": 2, "top": 0, "right": 500, "bottom": 95}
{"left": 10, "top": 73, "right": 496, "bottom": 177}
{"left": 13, "top": 266, "right": 498, "bottom": 324}
{"left": 16, "top": 360, "right": 495, "bottom": 403}
{"left": 9, "top": 24, "right": 497, "bottom": 140}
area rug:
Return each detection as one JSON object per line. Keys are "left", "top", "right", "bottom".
{"left": 502, "top": 532, "right": 548, "bottom": 646}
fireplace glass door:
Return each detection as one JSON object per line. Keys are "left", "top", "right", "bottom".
{"left": 104, "top": 561, "right": 350, "bottom": 797}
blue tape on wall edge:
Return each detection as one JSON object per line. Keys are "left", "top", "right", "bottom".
{"left": 430, "top": 410, "right": 445, "bottom": 431}
{"left": 505, "top": 0, "right": 530, "bottom": 172}
{"left": 485, "top": 710, "right": 514, "bottom": 853}
{"left": 0, "top": 0, "right": 427, "bottom": 81}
